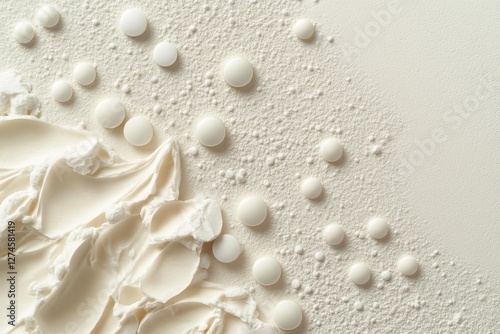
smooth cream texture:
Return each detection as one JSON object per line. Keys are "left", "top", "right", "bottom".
{"left": 0, "top": 87, "right": 272, "bottom": 333}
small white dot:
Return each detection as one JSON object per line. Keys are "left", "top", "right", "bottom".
{"left": 253, "top": 256, "right": 281, "bottom": 286}
{"left": 123, "top": 116, "right": 153, "bottom": 146}
{"left": 367, "top": 217, "right": 389, "bottom": 239}
{"left": 95, "top": 99, "right": 125, "bottom": 129}
{"left": 36, "top": 5, "right": 60, "bottom": 28}
{"left": 291, "top": 279, "right": 301, "bottom": 289}
{"left": 322, "top": 224, "right": 344, "bottom": 246}
{"left": 293, "top": 18, "right": 315, "bottom": 40}
{"left": 223, "top": 57, "right": 253, "bottom": 88}
{"left": 13, "top": 22, "right": 34, "bottom": 44}
{"left": 120, "top": 8, "right": 147, "bottom": 37}
{"left": 273, "top": 300, "right": 303, "bottom": 331}
{"left": 349, "top": 262, "right": 371, "bottom": 285}
{"left": 196, "top": 116, "right": 226, "bottom": 147}
{"left": 354, "top": 301, "right": 364, "bottom": 311}
{"left": 381, "top": 270, "right": 392, "bottom": 281}
{"left": 301, "top": 177, "right": 322, "bottom": 199}
{"left": 73, "top": 62, "right": 96, "bottom": 86}
{"left": 314, "top": 251, "right": 325, "bottom": 262}
{"left": 153, "top": 42, "right": 177, "bottom": 67}
{"left": 51, "top": 80, "right": 73, "bottom": 103}
{"left": 237, "top": 196, "right": 267, "bottom": 227}
{"left": 398, "top": 255, "right": 419, "bottom": 276}
{"left": 320, "top": 137, "right": 343, "bottom": 162}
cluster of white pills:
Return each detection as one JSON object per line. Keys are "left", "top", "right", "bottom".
{"left": 348, "top": 255, "right": 419, "bottom": 286}
{"left": 13, "top": 5, "right": 60, "bottom": 44}
{"left": 51, "top": 63, "right": 97, "bottom": 103}
{"left": 17, "top": 4, "right": 427, "bottom": 331}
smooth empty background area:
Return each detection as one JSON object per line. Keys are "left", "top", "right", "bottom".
{"left": 311, "top": 0, "right": 500, "bottom": 285}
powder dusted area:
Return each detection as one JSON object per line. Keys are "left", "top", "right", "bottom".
{"left": 0, "top": 0, "right": 499, "bottom": 333}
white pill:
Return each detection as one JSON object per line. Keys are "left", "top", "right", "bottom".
{"left": 273, "top": 300, "right": 302, "bottom": 331}
{"left": 123, "top": 116, "right": 153, "bottom": 146}
{"left": 51, "top": 80, "right": 73, "bottom": 103}
{"left": 398, "top": 255, "right": 419, "bottom": 276}
{"left": 367, "top": 217, "right": 389, "bottom": 239}
{"left": 293, "top": 18, "right": 315, "bottom": 40}
{"left": 212, "top": 234, "right": 241, "bottom": 263}
{"left": 237, "top": 196, "right": 267, "bottom": 227}
{"left": 196, "top": 116, "right": 225, "bottom": 147}
{"left": 322, "top": 224, "right": 344, "bottom": 246}
{"left": 349, "top": 262, "right": 371, "bottom": 285}
{"left": 253, "top": 256, "right": 281, "bottom": 286}
{"left": 320, "top": 137, "right": 343, "bottom": 162}
{"left": 153, "top": 42, "right": 177, "bottom": 67}
{"left": 120, "top": 9, "right": 147, "bottom": 37}
{"left": 13, "top": 22, "right": 34, "bottom": 44}
{"left": 36, "top": 5, "right": 60, "bottom": 28}
{"left": 95, "top": 99, "right": 125, "bottom": 129}
{"left": 73, "top": 62, "right": 96, "bottom": 86}
{"left": 300, "top": 177, "right": 322, "bottom": 199}
{"left": 223, "top": 57, "right": 253, "bottom": 88}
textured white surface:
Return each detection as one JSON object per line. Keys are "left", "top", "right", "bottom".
{"left": 0, "top": 0, "right": 499, "bottom": 333}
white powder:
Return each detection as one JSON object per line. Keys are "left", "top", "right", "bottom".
{"left": 0, "top": 70, "right": 40, "bottom": 116}
{"left": 0, "top": 1, "right": 499, "bottom": 333}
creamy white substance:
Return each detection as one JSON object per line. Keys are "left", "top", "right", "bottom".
{"left": 0, "top": 73, "right": 273, "bottom": 333}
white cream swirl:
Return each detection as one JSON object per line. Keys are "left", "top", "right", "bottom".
{"left": 0, "top": 72, "right": 273, "bottom": 334}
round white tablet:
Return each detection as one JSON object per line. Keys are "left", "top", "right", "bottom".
{"left": 367, "top": 217, "right": 389, "bottom": 239}
{"left": 253, "top": 256, "right": 281, "bottom": 286}
{"left": 73, "top": 62, "right": 96, "bottom": 86}
{"left": 273, "top": 300, "right": 302, "bottom": 331}
{"left": 153, "top": 42, "right": 177, "bottom": 67}
{"left": 223, "top": 57, "right": 253, "bottom": 88}
{"left": 51, "top": 80, "right": 73, "bottom": 103}
{"left": 300, "top": 177, "right": 322, "bottom": 199}
{"left": 237, "top": 196, "right": 267, "bottom": 227}
{"left": 322, "top": 224, "right": 344, "bottom": 246}
{"left": 398, "top": 255, "right": 419, "bottom": 276}
{"left": 123, "top": 116, "right": 153, "bottom": 146}
{"left": 293, "top": 18, "right": 315, "bottom": 40}
{"left": 320, "top": 137, "right": 343, "bottom": 162}
{"left": 196, "top": 116, "right": 225, "bottom": 147}
{"left": 36, "top": 5, "right": 60, "bottom": 28}
{"left": 120, "top": 9, "right": 147, "bottom": 37}
{"left": 349, "top": 262, "right": 371, "bottom": 285}
{"left": 212, "top": 234, "right": 241, "bottom": 263}
{"left": 13, "top": 22, "right": 34, "bottom": 44}
{"left": 95, "top": 99, "right": 125, "bottom": 129}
